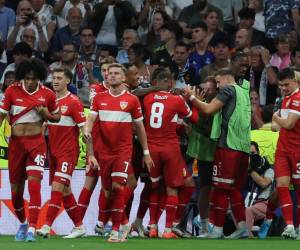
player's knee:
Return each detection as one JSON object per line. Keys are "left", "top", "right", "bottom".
{"left": 27, "top": 175, "right": 41, "bottom": 182}
{"left": 84, "top": 176, "right": 98, "bottom": 190}
{"left": 112, "top": 181, "right": 125, "bottom": 190}
{"left": 127, "top": 174, "right": 137, "bottom": 189}
{"left": 166, "top": 186, "right": 178, "bottom": 196}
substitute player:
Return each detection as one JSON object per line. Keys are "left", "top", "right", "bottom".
{"left": 143, "top": 67, "right": 198, "bottom": 239}
{"left": 183, "top": 68, "right": 251, "bottom": 239}
{"left": 84, "top": 63, "right": 154, "bottom": 243}
{"left": 272, "top": 68, "right": 300, "bottom": 239}
{"left": 0, "top": 58, "right": 60, "bottom": 242}
{"left": 37, "top": 68, "right": 89, "bottom": 238}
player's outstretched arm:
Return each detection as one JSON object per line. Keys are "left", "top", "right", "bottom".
{"left": 272, "top": 111, "right": 300, "bottom": 130}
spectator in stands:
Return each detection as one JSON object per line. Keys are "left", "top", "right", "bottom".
{"left": 291, "top": 46, "right": 300, "bottom": 71}
{"left": 47, "top": 42, "right": 89, "bottom": 105}
{"left": 246, "top": 141, "right": 274, "bottom": 238}
{"left": 200, "top": 32, "right": 230, "bottom": 81}
{"left": 0, "top": 0, "right": 16, "bottom": 42}
{"left": 167, "top": 0, "right": 192, "bottom": 19}
{"left": 250, "top": 89, "right": 264, "bottom": 130}
{"left": 78, "top": 26, "right": 99, "bottom": 64}
{"left": 178, "top": 0, "right": 223, "bottom": 35}
{"left": 248, "top": 0, "right": 265, "bottom": 32}
{"left": 7, "top": 0, "right": 49, "bottom": 52}
{"left": 0, "top": 70, "right": 15, "bottom": 99}
{"left": 234, "top": 28, "right": 251, "bottom": 53}
{"left": 19, "top": 27, "right": 43, "bottom": 59}
{"left": 264, "top": 0, "right": 300, "bottom": 40}
{"left": 0, "top": 40, "right": 6, "bottom": 77}
{"left": 270, "top": 35, "right": 291, "bottom": 71}
{"left": 187, "top": 21, "right": 214, "bottom": 84}
{"left": 203, "top": 9, "right": 221, "bottom": 45}
{"left": 30, "top": 0, "right": 57, "bottom": 42}
{"left": 50, "top": 7, "right": 82, "bottom": 61}
{"left": 231, "top": 51, "right": 250, "bottom": 83}
{"left": 0, "top": 42, "right": 32, "bottom": 85}
{"left": 116, "top": 29, "right": 139, "bottom": 64}
{"left": 151, "top": 20, "right": 183, "bottom": 66}
{"left": 249, "top": 45, "right": 278, "bottom": 106}
{"left": 238, "top": 7, "right": 268, "bottom": 49}
{"left": 88, "top": 0, "right": 136, "bottom": 51}
{"left": 53, "top": 0, "right": 91, "bottom": 28}
{"left": 146, "top": 10, "right": 170, "bottom": 51}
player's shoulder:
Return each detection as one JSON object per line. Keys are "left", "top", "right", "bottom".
{"left": 125, "top": 91, "right": 140, "bottom": 101}
{"left": 68, "top": 93, "right": 83, "bottom": 104}
{"left": 40, "top": 85, "right": 55, "bottom": 95}
{"left": 6, "top": 82, "right": 21, "bottom": 91}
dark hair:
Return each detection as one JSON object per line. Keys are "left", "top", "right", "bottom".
{"left": 129, "top": 43, "right": 151, "bottom": 61}
{"left": 215, "top": 68, "right": 235, "bottom": 77}
{"left": 278, "top": 68, "right": 295, "bottom": 81}
{"left": 122, "top": 62, "right": 135, "bottom": 70}
{"left": 175, "top": 41, "right": 190, "bottom": 50}
{"left": 53, "top": 67, "right": 73, "bottom": 82}
{"left": 203, "top": 76, "right": 217, "bottom": 87}
{"left": 161, "top": 21, "right": 183, "bottom": 40}
{"left": 262, "top": 104, "right": 274, "bottom": 123}
{"left": 231, "top": 51, "right": 248, "bottom": 62}
{"left": 62, "top": 42, "right": 79, "bottom": 53}
{"left": 209, "top": 31, "right": 229, "bottom": 47}
{"left": 203, "top": 8, "right": 220, "bottom": 20}
{"left": 250, "top": 141, "right": 259, "bottom": 153}
{"left": 12, "top": 42, "right": 32, "bottom": 58}
{"left": 79, "top": 26, "right": 95, "bottom": 35}
{"left": 15, "top": 58, "right": 48, "bottom": 81}
{"left": 151, "top": 67, "right": 172, "bottom": 83}
{"left": 153, "top": 10, "right": 170, "bottom": 24}
{"left": 238, "top": 7, "right": 255, "bottom": 20}
{"left": 190, "top": 21, "right": 208, "bottom": 33}
{"left": 292, "top": 45, "right": 300, "bottom": 57}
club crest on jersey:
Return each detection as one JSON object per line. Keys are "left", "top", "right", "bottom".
{"left": 60, "top": 104, "right": 68, "bottom": 113}
{"left": 120, "top": 101, "right": 128, "bottom": 110}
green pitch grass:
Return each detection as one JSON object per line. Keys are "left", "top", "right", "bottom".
{"left": 1, "top": 237, "right": 300, "bottom": 250}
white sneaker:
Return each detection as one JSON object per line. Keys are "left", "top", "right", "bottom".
{"left": 120, "top": 223, "right": 131, "bottom": 242}
{"left": 206, "top": 227, "right": 223, "bottom": 239}
{"left": 282, "top": 225, "right": 297, "bottom": 239}
{"left": 225, "top": 226, "right": 248, "bottom": 239}
{"left": 107, "top": 230, "right": 120, "bottom": 243}
{"left": 36, "top": 224, "right": 51, "bottom": 238}
{"left": 197, "top": 228, "right": 208, "bottom": 238}
{"left": 63, "top": 225, "right": 86, "bottom": 238}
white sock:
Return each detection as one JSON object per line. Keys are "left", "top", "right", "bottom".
{"left": 97, "top": 221, "right": 104, "bottom": 227}
{"left": 237, "top": 221, "right": 246, "bottom": 229}
{"left": 214, "top": 226, "right": 223, "bottom": 234}
{"left": 201, "top": 218, "right": 208, "bottom": 230}
{"left": 28, "top": 227, "right": 35, "bottom": 234}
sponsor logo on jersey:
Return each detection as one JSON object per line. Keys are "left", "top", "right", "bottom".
{"left": 100, "top": 103, "right": 107, "bottom": 106}
{"left": 60, "top": 104, "right": 68, "bottom": 113}
{"left": 38, "top": 97, "right": 46, "bottom": 102}
{"left": 16, "top": 98, "right": 23, "bottom": 102}
{"left": 154, "top": 94, "right": 168, "bottom": 100}
{"left": 120, "top": 101, "right": 128, "bottom": 110}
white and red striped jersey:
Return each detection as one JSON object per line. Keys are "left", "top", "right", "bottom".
{"left": 278, "top": 89, "right": 300, "bottom": 150}
{"left": 48, "top": 92, "right": 86, "bottom": 157}
{"left": 0, "top": 82, "right": 58, "bottom": 126}
{"left": 90, "top": 90, "right": 143, "bottom": 155}
{"left": 89, "top": 82, "right": 109, "bottom": 102}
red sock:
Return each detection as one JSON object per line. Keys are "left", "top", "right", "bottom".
{"left": 165, "top": 195, "right": 178, "bottom": 228}
{"left": 136, "top": 183, "right": 150, "bottom": 219}
{"left": 277, "top": 186, "right": 293, "bottom": 225}
{"left": 110, "top": 186, "right": 125, "bottom": 231}
{"left": 11, "top": 191, "right": 26, "bottom": 223}
{"left": 122, "top": 186, "right": 134, "bottom": 224}
{"left": 98, "top": 189, "right": 110, "bottom": 225}
{"left": 296, "top": 189, "right": 300, "bottom": 227}
{"left": 175, "top": 186, "right": 195, "bottom": 223}
{"left": 149, "top": 190, "right": 159, "bottom": 225}
{"left": 46, "top": 191, "right": 63, "bottom": 226}
{"left": 156, "top": 192, "right": 166, "bottom": 222}
{"left": 266, "top": 198, "right": 277, "bottom": 220}
{"left": 230, "top": 189, "right": 245, "bottom": 223}
{"left": 213, "top": 188, "right": 229, "bottom": 227}
{"left": 208, "top": 188, "right": 215, "bottom": 224}
{"left": 63, "top": 193, "right": 82, "bottom": 227}
{"left": 28, "top": 179, "right": 41, "bottom": 227}
{"left": 77, "top": 187, "right": 92, "bottom": 219}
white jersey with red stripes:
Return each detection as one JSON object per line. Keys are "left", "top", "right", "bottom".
{"left": 0, "top": 82, "right": 58, "bottom": 125}
{"left": 90, "top": 89, "right": 143, "bottom": 155}
{"left": 48, "top": 92, "right": 86, "bottom": 157}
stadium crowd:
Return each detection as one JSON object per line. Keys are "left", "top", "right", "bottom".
{"left": 0, "top": 0, "right": 300, "bottom": 243}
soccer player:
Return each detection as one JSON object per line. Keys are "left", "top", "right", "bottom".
{"left": 37, "top": 68, "right": 88, "bottom": 238}
{"left": 0, "top": 58, "right": 60, "bottom": 242}
{"left": 183, "top": 68, "right": 251, "bottom": 239}
{"left": 142, "top": 67, "right": 198, "bottom": 239}
{"left": 271, "top": 68, "right": 300, "bottom": 239}
{"left": 84, "top": 63, "right": 154, "bottom": 243}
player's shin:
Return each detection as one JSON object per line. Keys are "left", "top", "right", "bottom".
{"left": 28, "top": 179, "right": 42, "bottom": 232}
{"left": 110, "top": 184, "right": 125, "bottom": 232}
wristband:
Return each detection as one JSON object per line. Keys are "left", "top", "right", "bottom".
{"left": 143, "top": 149, "right": 150, "bottom": 156}
{"left": 189, "top": 95, "right": 196, "bottom": 101}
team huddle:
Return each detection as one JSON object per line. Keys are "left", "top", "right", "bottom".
{"left": 0, "top": 57, "right": 300, "bottom": 243}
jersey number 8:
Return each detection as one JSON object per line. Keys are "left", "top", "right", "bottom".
{"left": 150, "top": 102, "right": 164, "bottom": 128}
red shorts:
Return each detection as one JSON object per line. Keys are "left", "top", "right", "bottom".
{"left": 99, "top": 153, "right": 133, "bottom": 190}
{"left": 275, "top": 149, "right": 300, "bottom": 185}
{"left": 150, "top": 150, "right": 186, "bottom": 188}
{"left": 212, "top": 148, "right": 249, "bottom": 190}
{"left": 49, "top": 152, "right": 78, "bottom": 186}
{"left": 132, "top": 141, "right": 149, "bottom": 182}
{"left": 8, "top": 134, "right": 46, "bottom": 184}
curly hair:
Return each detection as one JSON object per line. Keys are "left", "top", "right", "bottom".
{"left": 15, "top": 58, "right": 48, "bottom": 81}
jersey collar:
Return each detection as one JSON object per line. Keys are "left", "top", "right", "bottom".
{"left": 56, "top": 91, "right": 71, "bottom": 101}
{"left": 21, "top": 80, "right": 40, "bottom": 95}
{"left": 108, "top": 89, "right": 126, "bottom": 97}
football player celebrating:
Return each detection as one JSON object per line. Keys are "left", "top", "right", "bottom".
{"left": 84, "top": 63, "right": 154, "bottom": 242}
{"left": 0, "top": 58, "right": 60, "bottom": 242}
{"left": 37, "top": 68, "right": 88, "bottom": 238}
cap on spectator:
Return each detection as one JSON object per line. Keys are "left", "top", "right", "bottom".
{"left": 161, "top": 21, "right": 183, "bottom": 41}
{"left": 238, "top": 7, "right": 255, "bottom": 20}
{"left": 209, "top": 31, "right": 229, "bottom": 47}
{"left": 12, "top": 42, "right": 32, "bottom": 58}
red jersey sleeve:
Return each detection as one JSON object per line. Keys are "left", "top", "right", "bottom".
{"left": 71, "top": 98, "right": 86, "bottom": 127}
{"left": 47, "top": 90, "right": 59, "bottom": 114}
{"left": 131, "top": 95, "right": 143, "bottom": 122}
{"left": 0, "top": 85, "right": 13, "bottom": 114}
{"left": 290, "top": 94, "right": 300, "bottom": 115}
{"left": 90, "top": 94, "right": 99, "bottom": 116}
{"left": 176, "top": 95, "right": 192, "bottom": 118}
